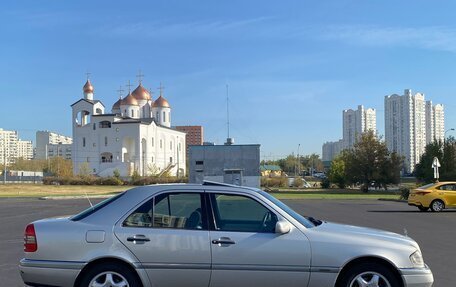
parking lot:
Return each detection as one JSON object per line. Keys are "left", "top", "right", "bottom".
{"left": 1, "top": 197, "right": 453, "bottom": 287}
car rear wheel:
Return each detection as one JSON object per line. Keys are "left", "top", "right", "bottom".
{"left": 430, "top": 200, "right": 445, "bottom": 212}
{"left": 78, "top": 262, "right": 141, "bottom": 287}
{"left": 338, "top": 262, "right": 400, "bottom": 287}
{"left": 418, "top": 206, "right": 429, "bottom": 212}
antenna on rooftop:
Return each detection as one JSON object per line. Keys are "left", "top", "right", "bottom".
{"left": 225, "top": 84, "right": 234, "bottom": 145}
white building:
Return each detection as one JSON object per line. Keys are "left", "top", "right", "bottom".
{"left": 71, "top": 79, "right": 186, "bottom": 177}
{"left": 35, "top": 131, "right": 73, "bottom": 160}
{"left": 385, "top": 89, "right": 444, "bottom": 173}
{"left": 322, "top": 105, "right": 376, "bottom": 162}
{"left": 322, "top": 140, "right": 344, "bottom": 162}
{"left": 425, "top": 102, "right": 445, "bottom": 144}
{"left": 343, "top": 105, "right": 377, "bottom": 149}
{"left": 0, "top": 128, "right": 33, "bottom": 165}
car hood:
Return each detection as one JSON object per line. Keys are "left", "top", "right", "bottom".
{"left": 311, "top": 221, "right": 419, "bottom": 249}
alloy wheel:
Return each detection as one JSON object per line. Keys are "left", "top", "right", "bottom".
{"left": 89, "top": 271, "right": 129, "bottom": 287}
{"left": 349, "top": 271, "right": 391, "bottom": 287}
{"left": 431, "top": 200, "right": 444, "bottom": 212}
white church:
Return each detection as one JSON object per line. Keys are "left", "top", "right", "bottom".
{"left": 71, "top": 78, "right": 186, "bottom": 177}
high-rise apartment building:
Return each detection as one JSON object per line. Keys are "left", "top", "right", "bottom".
{"left": 343, "top": 105, "right": 377, "bottom": 148}
{"left": 385, "top": 89, "right": 444, "bottom": 173}
{"left": 35, "top": 131, "right": 73, "bottom": 160}
{"left": 0, "top": 128, "right": 33, "bottom": 165}
{"left": 323, "top": 105, "right": 376, "bottom": 162}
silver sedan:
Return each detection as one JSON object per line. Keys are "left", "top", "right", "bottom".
{"left": 20, "top": 182, "right": 433, "bottom": 287}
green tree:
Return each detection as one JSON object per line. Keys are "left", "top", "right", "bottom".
{"left": 344, "top": 131, "right": 402, "bottom": 192}
{"left": 328, "top": 153, "right": 347, "bottom": 188}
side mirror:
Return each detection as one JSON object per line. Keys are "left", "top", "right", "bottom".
{"left": 275, "top": 220, "right": 291, "bottom": 234}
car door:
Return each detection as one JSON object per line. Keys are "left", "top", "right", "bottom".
{"left": 446, "top": 184, "right": 456, "bottom": 207}
{"left": 207, "top": 192, "right": 311, "bottom": 287}
{"left": 114, "top": 191, "right": 211, "bottom": 287}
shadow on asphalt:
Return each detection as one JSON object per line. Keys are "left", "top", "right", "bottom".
{"left": 368, "top": 210, "right": 456, "bottom": 213}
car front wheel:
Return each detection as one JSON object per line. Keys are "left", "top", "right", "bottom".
{"left": 78, "top": 262, "right": 141, "bottom": 287}
{"left": 338, "top": 262, "right": 400, "bottom": 287}
{"left": 430, "top": 200, "right": 445, "bottom": 212}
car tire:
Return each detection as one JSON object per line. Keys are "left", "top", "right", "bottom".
{"left": 418, "top": 206, "right": 429, "bottom": 212}
{"left": 78, "top": 262, "right": 141, "bottom": 287}
{"left": 338, "top": 262, "right": 400, "bottom": 287}
{"left": 430, "top": 200, "right": 445, "bottom": 212}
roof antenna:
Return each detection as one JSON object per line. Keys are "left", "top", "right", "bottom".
{"left": 84, "top": 190, "right": 93, "bottom": 208}
{"left": 225, "top": 84, "right": 234, "bottom": 145}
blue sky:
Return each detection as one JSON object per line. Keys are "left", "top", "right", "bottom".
{"left": 2, "top": 0, "right": 456, "bottom": 159}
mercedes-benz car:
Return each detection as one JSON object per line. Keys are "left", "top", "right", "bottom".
{"left": 20, "top": 182, "right": 433, "bottom": 287}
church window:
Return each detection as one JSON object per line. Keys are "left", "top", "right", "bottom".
{"left": 131, "top": 110, "right": 134, "bottom": 117}
{"left": 163, "top": 111, "right": 166, "bottom": 122}
{"left": 160, "top": 139, "right": 163, "bottom": 149}
{"left": 105, "top": 137, "right": 108, "bottom": 146}
{"left": 99, "top": 121, "right": 111, "bottom": 128}
{"left": 156, "top": 112, "right": 159, "bottom": 121}
{"left": 151, "top": 137, "right": 154, "bottom": 147}
{"left": 170, "top": 141, "right": 172, "bottom": 150}
{"left": 151, "top": 156, "right": 154, "bottom": 163}
{"left": 169, "top": 157, "right": 173, "bottom": 163}
{"left": 83, "top": 138, "right": 86, "bottom": 147}
{"left": 93, "top": 123, "right": 96, "bottom": 130}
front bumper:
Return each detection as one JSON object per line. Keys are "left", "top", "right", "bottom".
{"left": 400, "top": 265, "right": 434, "bottom": 287}
{"left": 19, "top": 259, "right": 83, "bottom": 287}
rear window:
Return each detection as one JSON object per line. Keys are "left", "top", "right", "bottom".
{"left": 417, "top": 183, "right": 437, "bottom": 190}
{"left": 71, "top": 192, "right": 125, "bottom": 221}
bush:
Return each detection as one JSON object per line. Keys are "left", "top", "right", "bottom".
{"left": 261, "top": 177, "right": 288, "bottom": 188}
{"left": 292, "top": 177, "right": 304, "bottom": 187}
{"left": 321, "top": 178, "right": 330, "bottom": 189}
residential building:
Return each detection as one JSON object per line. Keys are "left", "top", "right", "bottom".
{"left": 425, "top": 102, "right": 445, "bottom": 144}
{"left": 189, "top": 143, "right": 260, "bottom": 188}
{"left": 72, "top": 78, "right": 186, "bottom": 177}
{"left": 260, "top": 165, "right": 282, "bottom": 177}
{"left": 385, "top": 89, "right": 444, "bottom": 173}
{"left": 343, "top": 105, "right": 377, "bottom": 148}
{"left": 174, "top": 125, "right": 204, "bottom": 163}
{"left": 35, "top": 131, "right": 73, "bottom": 160}
{"left": 0, "top": 128, "right": 33, "bottom": 165}
{"left": 322, "top": 140, "right": 344, "bottom": 162}
{"left": 322, "top": 105, "right": 376, "bottom": 162}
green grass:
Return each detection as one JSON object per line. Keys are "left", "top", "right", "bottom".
{"left": 0, "top": 184, "right": 403, "bottom": 201}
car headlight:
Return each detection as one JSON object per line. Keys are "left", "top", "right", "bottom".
{"left": 410, "top": 250, "right": 425, "bottom": 268}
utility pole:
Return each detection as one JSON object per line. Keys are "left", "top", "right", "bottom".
{"left": 297, "top": 144, "right": 301, "bottom": 176}
{"left": 3, "top": 136, "right": 6, "bottom": 184}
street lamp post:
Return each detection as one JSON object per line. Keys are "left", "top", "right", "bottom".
{"left": 297, "top": 144, "right": 301, "bottom": 176}
{"left": 444, "top": 128, "right": 454, "bottom": 142}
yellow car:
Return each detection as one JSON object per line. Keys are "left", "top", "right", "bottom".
{"left": 408, "top": 181, "right": 456, "bottom": 212}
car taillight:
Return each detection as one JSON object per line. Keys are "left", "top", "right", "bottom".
{"left": 24, "top": 224, "right": 37, "bottom": 252}
{"left": 415, "top": 191, "right": 432, "bottom": 196}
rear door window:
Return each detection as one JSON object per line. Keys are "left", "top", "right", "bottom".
{"left": 123, "top": 192, "right": 206, "bottom": 230}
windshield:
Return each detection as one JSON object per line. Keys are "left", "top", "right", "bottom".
{"left": 258, "top": 190, "right": 315, "bottom": 228}
{"left": 71, "top": 192, "right": 124, "bottom": 221}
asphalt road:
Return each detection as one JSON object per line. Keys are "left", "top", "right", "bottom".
{"left": 0, "top": 197, "right": 453, "bottom": 287}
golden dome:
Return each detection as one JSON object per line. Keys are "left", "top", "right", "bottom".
{"left": 112, "top": 97, "right": 122, "bottom": 109}
{"left": 122, "top": 93, "right": 139, "bottom": 106}
{"left": 132, "top": 84, "right": 151, "bottom": 101}
{"left": 83, "top": 79, "right": 94, "bottom": 93}
{"left": 153, "top": 95, "right": 171, "bottom": 108}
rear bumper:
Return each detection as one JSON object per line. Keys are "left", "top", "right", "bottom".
{"left": 19, "top": 259, "right": 83, "bottom": 287}
{"left": 400, "top": 266, "right": 434, "bottom": 287}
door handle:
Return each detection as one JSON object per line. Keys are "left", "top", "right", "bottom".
{"left": 127, "top": 235, "right": 150, "bottom": 244}
{"left": 212, "top": 237, "right": 236, "bottom": 245}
